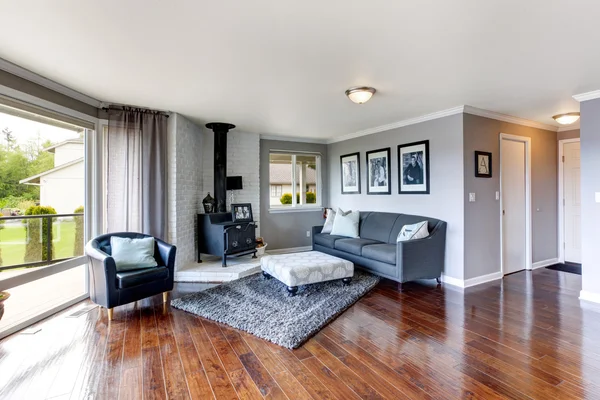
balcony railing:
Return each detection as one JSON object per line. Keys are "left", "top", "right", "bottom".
{"left": 0, "top": 213, "right": 84, "bottom": 271}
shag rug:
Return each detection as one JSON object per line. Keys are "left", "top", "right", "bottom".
{"left": 171, "top": 270, "right": 380, "bottom": 349}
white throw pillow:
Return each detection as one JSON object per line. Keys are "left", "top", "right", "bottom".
{"left": 397, "top": 221, "right": 429, "bottom": 242}
{"left": 321, "top": 208, "right": 336, "bottom": 234}
{"left": 110, "top": 236, "right": 158, "bottom": 271}
{"left": 330, "top": 208, "right": 360, "bottom": 238}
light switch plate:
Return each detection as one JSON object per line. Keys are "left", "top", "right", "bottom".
{"left": 469, "top": 193, "right": 476, "bottom": 202}
{"left": 496, "top": 191, "right": 500, "bottom": 201}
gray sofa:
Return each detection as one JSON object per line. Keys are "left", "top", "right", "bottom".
{"left": 312, "top": 211, "right": 446, "bottom": 287}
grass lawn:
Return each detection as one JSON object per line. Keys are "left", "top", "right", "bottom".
{"left": 0, "top": 220, "right": 82, "bottom": 268}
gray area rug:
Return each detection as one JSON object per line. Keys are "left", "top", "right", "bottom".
{"left": 171, "top": 270, "right": 380, "bottom": 349}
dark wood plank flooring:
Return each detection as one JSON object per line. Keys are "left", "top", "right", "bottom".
{"left": 1, "top": 269, "right": 599, "bottom": 399}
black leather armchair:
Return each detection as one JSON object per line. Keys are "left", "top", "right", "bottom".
{"left": 85, "top": 232, "right": 176, "bottom": 320}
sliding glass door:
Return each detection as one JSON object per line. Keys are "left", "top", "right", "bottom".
{"left": 0, "top": 100, "right": 94, "bottom": 339}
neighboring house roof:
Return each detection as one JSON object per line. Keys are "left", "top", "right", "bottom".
{"left": 19, "top": 158, "right": 84, "bottom": 185}
{"left": 270, "top": 163, "right": 316, "bottom": 184}
{"left": 43, "top": 138, "right": 84, "bottom": 153}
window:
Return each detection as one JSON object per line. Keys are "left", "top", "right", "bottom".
{"left": 270, "top": 185, "right": 282, "bottom": 198}
{"left": 269, "top": 152, "right": 321, "bottom": 208}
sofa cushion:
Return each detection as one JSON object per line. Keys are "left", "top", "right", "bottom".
{"left": 111, "top": 236, "right": 158, "bottom": 271}
{"left": 362, "top": 244, "right": 397, "bottom": 265}
{"left": 330, "top": 209, "right": 360, "bottom": 238}
{"left": 116, "top": 266, "right": 169, "bottom": 289}
{"left": 359, "top": 212, "right": 400, "bottom": 243}
{"left": 313, "top": 233, "right": 345, "bottom": 249}
{"left": 335, "top": 238, "right": 381, "bottom": 256}
{"left": 389, "top": 215, "right": 440, "bottom": 244}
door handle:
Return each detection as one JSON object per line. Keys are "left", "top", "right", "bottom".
{"left": 502, "top": 210, "right": 505, "bottom": 216}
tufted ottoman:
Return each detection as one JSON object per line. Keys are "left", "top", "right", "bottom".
{"left": 260, "top": 251, "right": 354, "bottom": 296}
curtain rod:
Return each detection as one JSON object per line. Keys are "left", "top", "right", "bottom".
{"left": 102, "top": 106, "right": 170, "bottom": 118}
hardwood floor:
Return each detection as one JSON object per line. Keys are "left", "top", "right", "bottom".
{"left": 1, "top": 268, "right": 599, "bottom": 399}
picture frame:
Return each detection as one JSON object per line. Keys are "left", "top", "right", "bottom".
{"left": 340, "top": 152, "right": 361, "bottom": 194}
{"left": 474, "top": 151, "right": 492, "bottom": 178}
{"left": 398, "top": 140, "right": 430, "bottom": 194}
{"left": 231, "top": 203, "right": 253, "bottom": 222}
{"left": 366, "top": 148, "right": 391, "bottom": 195}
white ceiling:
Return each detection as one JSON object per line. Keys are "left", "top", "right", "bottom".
{"left": 0, "top": 0, "right": 595, "bottom": 139}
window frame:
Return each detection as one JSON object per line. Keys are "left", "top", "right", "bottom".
{"left": 268, "top": 151, "right": 322, "bottom": 212}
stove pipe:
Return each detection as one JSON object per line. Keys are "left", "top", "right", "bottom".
{"left": 205, "top": 122, "right": 236, "bottom": 213}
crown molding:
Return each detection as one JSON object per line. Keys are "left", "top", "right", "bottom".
{"left": 557, "top": 125, "right": 580, "bottom": 132}
{"left": 463, "top": 106, "right": 558, "bottom": 132}
{"left": 260, "top": 134, "right": 327, "bottom": 144}
{"left": 0, "top": 58, "right": 102, "bottom": 108}
{"left": 327, "top": 106, "right": 465, "bottom": 144}
{"left": 573, "top": 90, "right": 600, "bottom": 103}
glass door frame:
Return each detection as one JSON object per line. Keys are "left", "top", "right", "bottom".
{"left": 0, "top": 84, "right": 102, "bottom": 339}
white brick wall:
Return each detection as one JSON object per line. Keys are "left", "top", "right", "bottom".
{"left": 202, "top": 129, "right": 261, "bottom": 236}
{"left": 167, "top": 113, "right": 204, "bottom": 271}
{"left": 168, "top": 119, "right": 261, "bottom": 272}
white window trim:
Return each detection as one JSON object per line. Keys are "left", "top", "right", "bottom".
{"left": 269, "top": 151, "right": 322, "bottom": 212}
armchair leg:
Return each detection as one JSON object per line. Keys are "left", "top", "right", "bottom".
{"left": 163, "top": 292, "right": 169, "bottom": 304}
{"left": 107, "top": 308, "right": 113, "bottom": 321}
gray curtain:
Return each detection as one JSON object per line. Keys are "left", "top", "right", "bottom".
{"left": 106, "top": 108, "right": 168, "bottom": 239}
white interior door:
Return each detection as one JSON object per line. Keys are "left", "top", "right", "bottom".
{"left": 502, "top": 139, "right": 527, "bottom": 275}
{"left": 563, "top": 141, "right": 581, "bottom": 263}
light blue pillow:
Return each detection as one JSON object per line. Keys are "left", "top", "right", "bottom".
{"left": 110, "top": 236, "right": 158, "bottom": 271}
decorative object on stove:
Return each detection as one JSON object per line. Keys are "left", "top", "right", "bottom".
{"left": 232, "top": 203, "right": 253, "bottom": 223}
{"left": 205, "top": 122, "right": 236, "bottom": 213}
{"left": 202, "top": 192, "right": 216, "bottom": 213}
{"left": 227, "top": 176, "right": 243, "bottom": 208}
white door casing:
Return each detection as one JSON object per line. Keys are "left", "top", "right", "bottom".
{"left": 563, "top": 141, "right": 582, "bottom": 263}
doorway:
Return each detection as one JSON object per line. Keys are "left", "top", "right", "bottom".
{"left": 559, "top": 139, "right": 581, "bottom": 264}
{"left": 500, "top": 133, "right": 532, "bottom": 275}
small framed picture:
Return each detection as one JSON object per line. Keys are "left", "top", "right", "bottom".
{"left": 340, "top": 152, "right": 361, "bottom": 194}
{"left": 366, "top": 148, "right": 391, "bottom": 195}
{"left": 231, "top": 203, "right": 253, "bottom": 222}
{"left": 398, "top": 140, "right": 430, "bottom": 194}
{"left": 475, "top": 151, "right": 492, "bottom": 178}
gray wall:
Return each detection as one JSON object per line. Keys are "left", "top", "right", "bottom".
{"left": 463, "top": 114, "right": 558, "bottom": 279}
{"left": 557, "top": 129, "right": 580, "bottom": 141}
{"left": 327, "top": 114, "right": 465, "bottom": 280}
{"left": 260, "top": 139, "right": 328, "bottom": 249}
{"left": 0, "top": 69, "right": 99, "bottom": 118}
{"left": 580, "top": 99, "right": 600, "bottom": 297}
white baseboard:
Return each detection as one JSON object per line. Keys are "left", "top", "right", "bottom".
{"left": 531, "top": 258, "right": 559, "bottom": 270}
{"left": 442, "top": 271, "right": 503, "bottom": 289}
{"left": 266, "top": 246, "right": 312, "bottom": 255}
{"left": 579, "top": 290, "right": 600, "bottom": 305}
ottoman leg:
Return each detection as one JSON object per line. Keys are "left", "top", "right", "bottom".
{"left": 342, "top": 277, "right": 352, "bottom": 286}
{"left": 262, "top": 271, "right": 271, "bottom": 279}
{"left": 287, "top": 286, "right": 298, "bottom": 296}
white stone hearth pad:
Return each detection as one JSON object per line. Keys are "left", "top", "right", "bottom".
{"left": 175, "top": 254, "right": 263, "bottom": 283}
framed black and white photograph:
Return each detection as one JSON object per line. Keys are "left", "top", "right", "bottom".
{"left": 366, "top": 148, "right": 391, "bottom": 195}
{"left": 398, "top": 140, "right": 430, "bottom": 194}
{"left": 231, "top": 203, "right": 253, "bottom": 222}
{"left": 340, "top": 152, "right": 361, "bottom": 194}
{"left": 475, "top": 151, "right": 492, "bottom": 178}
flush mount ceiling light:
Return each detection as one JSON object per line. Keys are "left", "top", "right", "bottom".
{"left": 345, "top": 86, "right": 376, "bottom": 104}
{"left": 552, "top": 112, "right": 580, "bottom": 125}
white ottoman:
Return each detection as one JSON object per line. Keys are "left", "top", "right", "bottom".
{"left": 260, "top": 251, "right": 354, "bottom": 296}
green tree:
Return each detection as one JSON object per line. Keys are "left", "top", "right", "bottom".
{"left": 73, "top": 206, "right": 84, "bottom": 256}
{"left": 280, "top": 193, "right": 292, "bottom": 205}
{"left": 23, "top": 205, "right": 57, "bottom": 264}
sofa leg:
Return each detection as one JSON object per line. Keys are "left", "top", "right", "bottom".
{"left": 163, "top": 292, "right": 169, "bottom": 303}
{"left": 397, "top": 282, "right": 404, "bottom": 292}
{"left": 107, "top": 308, "right": 113, "bottom": 321}
{"left": 436, "top": 277, "right": 441, "bottom": 284}
{"left": 287, "top": 286, "right": 298, "bottom": 296}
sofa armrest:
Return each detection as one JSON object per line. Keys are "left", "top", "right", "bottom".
{"left": 155, "top": 238, "right": 177, "bottom": 274}
{"left": 85, "top": 240, "right": 118, "bottom": 307}
{"left": 396, "top": 222, "right": 447, "bottom": 282}
{"left": 312, "top": 225, "right": 324, "bottom": 248}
